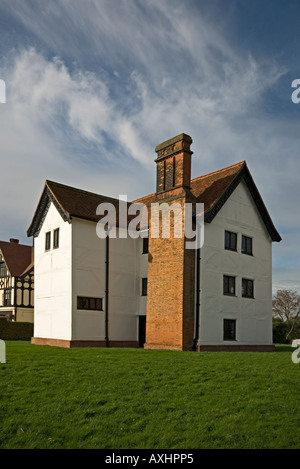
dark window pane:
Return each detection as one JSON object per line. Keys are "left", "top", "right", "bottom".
{"left": 77, "top": 296, "right": 103, "bottom": 310}
{"left": 142, "top": 278, "right": 147, "bottom": 296}
{"left": 53, "top": 228, "right": 59, "bottom": 249}
{"left": 242, "top": 235, "right": 252, "bottom": 255}
{"left": 223, "top": 275, "right": 235, "bottom": 296}
{"left": 4, "top": 288, "right": 11, "bottom": 306}
{"left": 143, "top": 237, "right": 149, "bottom": 254}
{"left": 224, "top": 319, "right": 236, "bottom": 341}
{"left": 0, "top": 262, "right": 7, "bottom": 278}
{"left": 225, "top": 231, "right": 237, "bottom": 251}
{"left": 242, "top": 279, "right": 254, "bottom": 298}
{"left": 45, "top": 232, "right": 51, "bottom": 251}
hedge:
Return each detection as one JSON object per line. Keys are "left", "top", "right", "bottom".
{"left": 0, "top": 318, "right": 33, "bottom": 340}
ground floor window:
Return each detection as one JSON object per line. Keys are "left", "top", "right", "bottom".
{"left": 77, "top": 297, "right": 103, "bottom": 311}
{"left": 3, "top": 288, "right": 11, "bottom": 306}
{"left": 223, "top": 319, "right": 236, "bottom": 341}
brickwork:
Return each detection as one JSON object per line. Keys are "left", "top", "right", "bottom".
{"left": 145, "top": 134, "right": 196, "bottom": 351}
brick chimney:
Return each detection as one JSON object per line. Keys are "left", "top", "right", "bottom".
{"left": 9, "top": 238, "right": 19, "bottom": 244}
{"left": 145, "top": 133, "right": 196, "bottom": 351}
{"left": 155, "top": 133, "right": 193, "bottom": 194}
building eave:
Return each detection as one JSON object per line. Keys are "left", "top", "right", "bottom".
{"left": 204, "top": 164, "right": 282, "bottom": 242}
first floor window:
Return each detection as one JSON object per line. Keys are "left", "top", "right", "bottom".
{"left": 53, "top": 228, "right": 60, "bottom": 249}
{"left": 0, "top": 261, "right": 7, "bottom": 278}
{"left": 45, "top": 231, "right": 51, "bottom": 251}
{"left": 225, "top": 231, "right": 237, "bottom": 251}
{"left": 224, "top": 319, "right": 236, "bottom": 341}
{"left": 77, "top": 297, "right": 103, "bottom": 311}
{"left": 223, "top": 275, "right": 236, "bottom": 296}
{"left": 242, "top": 235, "right": 253, "bottom": 255}
{"left": 142, "top": 278, "right": 148, "bottom": 296}
{"left": 242, "top": 279, "right": 254, "bottom": 298}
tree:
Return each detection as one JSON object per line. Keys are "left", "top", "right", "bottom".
{"left": 272, "top": 289, "right": 300, "bottom": 342}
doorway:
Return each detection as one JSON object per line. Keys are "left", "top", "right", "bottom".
{"left": 138, "top": 316, "right": 146, "bottom": 348}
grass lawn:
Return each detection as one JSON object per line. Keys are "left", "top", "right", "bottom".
{"left": 0, "top": 341, "right": 300, "bottom": 449}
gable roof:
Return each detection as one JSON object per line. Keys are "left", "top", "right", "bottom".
{"left": 27, "top": 180, "right": 132, "bottom": 237}
{"left": 192, "top": 161, "right": 281, "bottom": 241}
{"left": 27, "top": 161, "right": 281, "bottom": 242}
{"left": 132, "top": 161, "right": 281, "bottom": 242}
{"left": 0, "top": 241, "right": 33, "bottom": 277}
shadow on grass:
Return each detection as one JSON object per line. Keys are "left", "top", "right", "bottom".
{"left": 274, "top": 344, "right": 294, "bottom": 352}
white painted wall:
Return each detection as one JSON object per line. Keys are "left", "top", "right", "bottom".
{"left": 34, "top": 202, "right": 72, "bottom": 340}
{"left": 72, "top": 219, "right": 145, "bottom": 342}
{"left": 198, "top": 180, "right": 273, "bottom": 346}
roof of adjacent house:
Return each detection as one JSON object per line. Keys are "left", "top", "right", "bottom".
{"left": 27, "top": 160, "right": 281, "bottom": 242}
{"left": 0, "top": 241, "right": 33, "bottom": 277}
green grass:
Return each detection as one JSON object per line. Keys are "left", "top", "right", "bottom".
{"left": 0, "top": 342, "right": 300, "bottom": 449}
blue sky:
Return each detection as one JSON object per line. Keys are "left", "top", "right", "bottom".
{"left": 0, "top": 0, "right": 299, "bottom": 292}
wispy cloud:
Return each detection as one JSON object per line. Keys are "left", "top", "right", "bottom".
{"left": 0, "top": 0, "right": 298, "bottom": 290}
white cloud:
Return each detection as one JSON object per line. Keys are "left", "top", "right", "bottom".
{"left": 0, "top": 0, "right": 298, "bottom": 291}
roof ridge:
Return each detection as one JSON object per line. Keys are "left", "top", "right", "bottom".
{"left": 191, "top": 160, "right": 246, "bottom": 183}
{"left": 46, "top": 180, "right": 122, "bottom": 203}
{"left": 0, "top": 240, "right": 32, "bottom": 248}
{"left": 131, "top": 192, "right": 156, "bottom": 203}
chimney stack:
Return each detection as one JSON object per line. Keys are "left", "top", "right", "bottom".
{"left": 155, "top": 133, "right": 193, "bottom": 194}
{"left": 9, "top": 238, "right": 19, "bottom": 244}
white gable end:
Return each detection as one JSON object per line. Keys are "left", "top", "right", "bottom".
{"left": 34, "top": 201, "right": 72, "bottom": 340}
{"left": 198, "top": 179, "right": 273, "bottom": 347}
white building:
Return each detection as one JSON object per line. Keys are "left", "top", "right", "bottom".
{"left": 27, "top": 133, "right": 281, "bottom": 350}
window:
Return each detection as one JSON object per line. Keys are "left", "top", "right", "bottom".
{"left": 77, "top": 297, "right": 103, "bottom": 311}
{"left": 53, "top": 228, "right": 60, "bottom": 249}
{"left": 0, "top": 261, "right": 7, "bottom": 278}
{"left": 45, "top": 231, "right": 51, "bottom": 251}
{"left": 142, "top": 237, "right": 149, "bottom": 254}
{"left": 142, "top": 278, "right": 148, "bottom": 296}
{"left": 225, "top": 231, "right": 237, "bottom": 251}
{"left": 242, "top": 235, "right": 252, "bottom": 255}
{"left": 223, "top": 275, "right": 236, "bottom": 296}
{"left": 3, "top": 288, "right": 11, "bottom": 306}
{"left": 242, "top": 279, "right": 254, "bottom": 298}
{"left": 223, "top": 319, "right": 236, "bottom": 341}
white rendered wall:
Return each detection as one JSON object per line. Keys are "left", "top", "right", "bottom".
{"left": 198, "top": 180, "right": 273, "bottom": 346}
{"left": 72, "top": 219, "right": 141, "bottom": 342}
{"left": 34, "top": 202, "right": 72, "bottom": 340}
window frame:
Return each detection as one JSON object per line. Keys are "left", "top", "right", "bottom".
{"left": 224, "top": 231, "right": 237, "bottom": 252}
{"left": 223, "top": 319, "right": 236, "bottom": 341}
{"left": 53, "top": 228, "right": 60, "bottom": 249}
{"left": 142, "top": 237, "right": 149, "bottom": 255}
{"left": 223, "top": 275, "right": 236, "bottom": 296}
{"left": 77, "top": 296, "right": 103, "bottom": 311}
{"left": 242, "top": 278, "right": 254, "bottom": 298}
{"left": 3, "top": 288, "right": 11, "bottom": 306}
{"left": 0, "top": 261, "right": 8, "bottom": 278}
{"left": 142, "top": 277, "right": 148, "bottom": 296}
{"left": 45, "top": 231, "right": 51, "bottom": 251}
{"left": 241, "top": 235, "right": 253, "bottom": 256}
